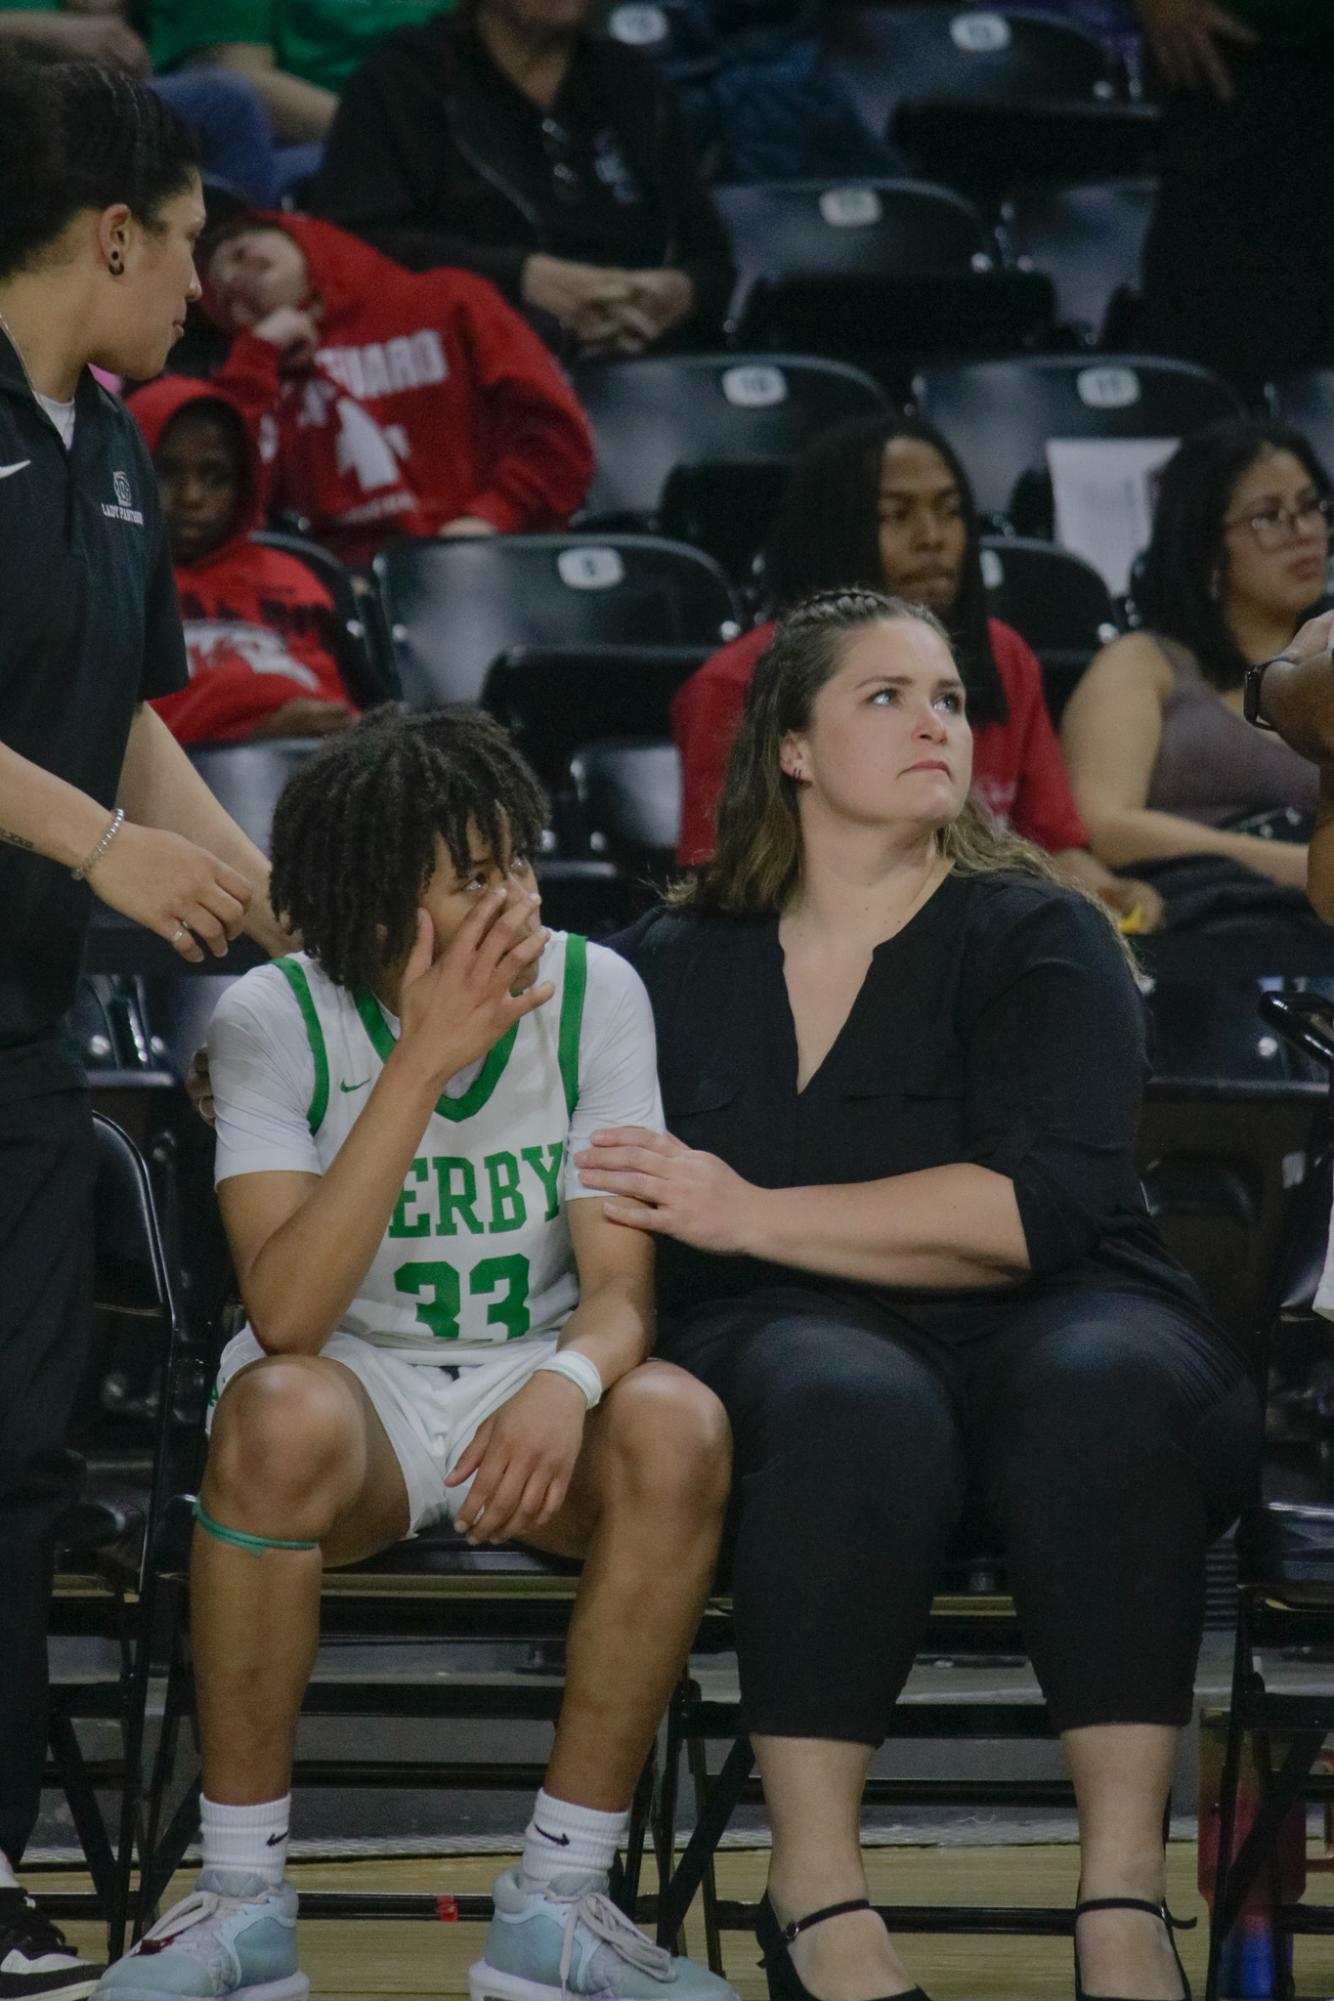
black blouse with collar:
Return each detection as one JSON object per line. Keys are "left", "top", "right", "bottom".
{"left": 612, "top": 870, "right": 1209, "bottom": 1341}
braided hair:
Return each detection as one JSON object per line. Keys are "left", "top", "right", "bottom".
{"left": 671, "top": 588, "right": 1123, "bottom": 952}
{"left": 269, "top": 708, "right": 548, "bottom": 994}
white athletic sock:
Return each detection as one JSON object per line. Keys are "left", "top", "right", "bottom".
{"left": 200, "top": 1793, "right": 291, "bottom": 1885}
{"left": 0, "top": 1851, "right": 18, "bottom": 1891}
{"left": 520, "top": 1789, "right": 629, "bottom": 1892}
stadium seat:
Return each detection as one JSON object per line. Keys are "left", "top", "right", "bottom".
{"left": 571, "top": 352, "right": 887, "bottom": 549}
{"left": 823, "top": 5, "right": 1157, "bottom": 195}
{"left": 603, "top": 0, "right": 720, "bottom": 77}
{"left": 979, "top": 535, "right": 1119, "bottom": 720}
{"left": 250, "top": 531, "right": 397, "bottom": 706}
{"left": 823, "top": 3, "right": 1118, "bottom": 140}
{"left": 913, "top": 354, "right": 1243, "bottom": 524}
{"left": 188, "top": 738, "right": 324, "bottom": 854}
{"left": 567, "top": 738, "right": 683, "bottom": 877}
{"left": 1269, "top": 369, "right": 1334, "bottom": 482}
{"left": 714, "top": 180, "right": 1054, "bottom": 378}
{"left": 897, "top": 98, "right": 1160, "bottom": 198}
{"left": 1001, "top": 179, "right": 1156, "bottom": 348}
{"left": 485, "top": 644, "right": 711, "bottom": 791}
{"left": 375, "top": 534, "right": 741, "bottom": 711}
{"left": 72, "top": 976, "right": 177, "bottom": 1092}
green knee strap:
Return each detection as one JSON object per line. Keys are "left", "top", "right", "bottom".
{"left": 193, "top": 1500, "right": 318, "bottom": 1555}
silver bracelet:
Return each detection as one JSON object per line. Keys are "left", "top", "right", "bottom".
{"left": 534, "top": 1350, "right": 603, "bottom": 1411}
{"left": 72, "top": 807, "right": 125, "bottom": 882}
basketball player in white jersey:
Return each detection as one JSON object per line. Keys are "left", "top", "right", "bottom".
{"left": 95, "top": 710, "right": 734, "bottom": 2001}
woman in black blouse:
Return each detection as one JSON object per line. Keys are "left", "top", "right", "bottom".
{"left": 584, "top": 590, "right": 1259, "bottom": 2001}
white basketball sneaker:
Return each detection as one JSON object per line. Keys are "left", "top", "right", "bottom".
{"left": 471, "top": 1869, "right": 737, "bottom": 2001}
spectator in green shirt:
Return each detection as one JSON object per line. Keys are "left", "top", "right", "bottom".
{"left": 0, "top": 0, "right": 286, "bottom": 201}
{"left": 149, "top": 0, "right": 452, "bottom": 142}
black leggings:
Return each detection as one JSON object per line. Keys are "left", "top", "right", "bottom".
{"left": 661, "top": 1283, "right": 1260, "bottom": 1744}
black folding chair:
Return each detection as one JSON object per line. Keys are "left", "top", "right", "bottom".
{"left": 567, "top": 738, "right": 683, "bottom": 885}
{"left": 187, "top": 738, "right": 323, "bottom": 856}
{"left": 485, "top": 644, "right": 710, "bottom": 794}
{"left": 823, "top": 2, "right": 1119, "bottom": 139}
{"left": 979, "top": 534, "right": 1121, "bottom": 720}
{"left": 913, "top": 353, "right": 1243, "bottom": 524}
{"left": 249, "top": 532, "right": 396, "bottom": 706}
{"left": 896, "top": 98, "right": 1160, "bottom": 199}
{"left": 376, "top": 534, "right": 740, "bottom": 711}
{"left": 41, "top": 1116, "right": 190, "bottom": 1954}
{"left": 135, "top": 1304, "right": 699, "bottom": 1932}
{"left": 572, "top": 354, "right": 886, "bottom": 575}
{"left": 1002, "top": 179, "right": 1156, "bottom": 348}
{"left": 1203, "top": 991, "right": 1334, "bottom": 2001}
{"left": 715, "top": 180, "right": 1053, "bottom": 380}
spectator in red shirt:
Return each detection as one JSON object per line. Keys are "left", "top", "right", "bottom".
{"left": 199, "top": 210, "right": 594, "bottom": 566}
{"left": 130, "top": 375, "right": 357, "bottom": 744}
{"left": 672, "top": 413, "right": 1163, "bottom": 929}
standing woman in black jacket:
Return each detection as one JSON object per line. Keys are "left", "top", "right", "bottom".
{"left": 0, "top": 56, "right": 286, "bottom": 1996}
{"left": 587, "top": 591, "right": 1260, "bottom": 2001}
{"left": 310, "top": 0, "right": 735, "bottom": 355}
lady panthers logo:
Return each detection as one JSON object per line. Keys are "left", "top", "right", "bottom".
{"left": 102, "top": 468, "right": 144, "bottom": 525}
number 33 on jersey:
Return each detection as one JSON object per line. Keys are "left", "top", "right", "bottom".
{"left": 223, "top": 930, "right": 612, "bottom": 1364}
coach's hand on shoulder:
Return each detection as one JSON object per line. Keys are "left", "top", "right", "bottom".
{"left": 395, "top": 889, "right": 554, "bottom": 1092}
{"left": 446, "top": 1373, "right": 586, "bottom": 1545}
{"left": 577, "top": 1127, "right": 763, "bottom": 1256}
{"left": 86, "top": 822, "right": 252, "bottom": 964}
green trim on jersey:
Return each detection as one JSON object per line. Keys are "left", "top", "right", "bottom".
{"left": 557, "top": 933, "right": 588, "bottom": 1118}
{"left": 274, "top": 957, "right": 330, "bottom": 1134}
{"left": 352, "top": 988, "right": 519, "bottom": 1122}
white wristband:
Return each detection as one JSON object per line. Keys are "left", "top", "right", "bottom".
{"left": 534, "top": 1350, "right": 603, "bottom": 1411}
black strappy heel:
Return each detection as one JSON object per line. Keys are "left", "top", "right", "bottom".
{"left": 1073, "top": 1894, "right": 1196, "bottom": 2001}
{"left": 755, "top": 1893, "right": 931, "bottom": 2001}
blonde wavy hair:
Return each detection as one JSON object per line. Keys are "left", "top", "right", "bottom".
{"left": 670, "top": 589, "right": 1127, "bottom": 953}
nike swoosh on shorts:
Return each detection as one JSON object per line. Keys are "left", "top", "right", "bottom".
{"left": 340, "top": 1078, "right": 371, "bottom": 1092}
{"left": 0, "top": 461, "right": 31, "bottom": 479}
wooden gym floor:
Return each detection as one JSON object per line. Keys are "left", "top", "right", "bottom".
{"left": 47, "top": 1842, "right": 1334, "bottom": 2000}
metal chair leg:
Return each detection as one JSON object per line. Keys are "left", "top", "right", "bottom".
{"left": 1206, "top": 1607, "right": 1250, "bottom": 2001}
{"left": 621, "top": 1748, "right": 656, "bottom": 1920}
{"left": 654, "top": 1689, "right": 685, "bottom": 1952}
{"left": 687, "top": 1731, "right": 724, "bottom": 1976}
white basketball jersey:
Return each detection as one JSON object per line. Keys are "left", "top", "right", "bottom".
{"left": 267, "top": 932, "right": 589, "bottom": 1364}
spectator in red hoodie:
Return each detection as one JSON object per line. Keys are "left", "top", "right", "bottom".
{"left": 672, "top": 413, "right": 1165, "bottom": 930}
{"left": 200, "top": 209, "right": 594, "bottom": 565}
{"left": 130, "top": 376, "right": 357, "bottom": 744}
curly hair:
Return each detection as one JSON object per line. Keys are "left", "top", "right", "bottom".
{"left": 671, "top": 589, "right": 1126, "bottom": 956}
{"left": 269, "top": 708, "right": 547, "bottom": 994}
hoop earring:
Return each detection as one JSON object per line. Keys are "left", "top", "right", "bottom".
{"left": 109, "top": 253, "right": 124, "bottom": 276}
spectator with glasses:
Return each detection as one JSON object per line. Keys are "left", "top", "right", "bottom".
{"left": 308, "top": 0, "right": 735, "bottom": 356}
{"left": 1061, "top": 419, "right": 1330, "bottom": 900}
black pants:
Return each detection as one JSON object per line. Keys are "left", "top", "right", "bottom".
{"left": 661, "top": 1283, "right": 1260, "bottom": 1743}
{"left": 1140, "top": 45, "right": 1334, "bottom": 398}
{"left": 0, "top": 1090, "right": 95, "bottom": 1866}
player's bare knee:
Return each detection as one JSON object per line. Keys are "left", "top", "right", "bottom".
{"left": 600, "top": 1366, "right": 731, "bottom": 1514}
{"left": 208, "top": 1358, "right": 358, "bottom": 1517}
